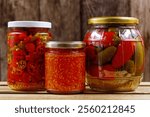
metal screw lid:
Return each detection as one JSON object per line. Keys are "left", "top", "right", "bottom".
{"left": 46, "top": 41, "right": 85, "bottom": 49}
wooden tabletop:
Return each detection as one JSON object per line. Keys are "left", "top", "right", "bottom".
{"left": 0, "top": 82, "right": 150, "bottom": 100}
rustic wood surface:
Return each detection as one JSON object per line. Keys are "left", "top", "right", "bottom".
{"left": 0, "top": 82, "right": 150, "bottom": 100}
{"left": 39, "top": 0, "right": 81, "bottom": 41}
{"left": 0, "top": 0, "right": 150, "bottom": 81}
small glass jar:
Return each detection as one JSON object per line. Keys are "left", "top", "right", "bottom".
{"left": 84, "top": 17, "right": 145, "bottom": 92}
{"left": 45, "top": 41, "right": 85, "bottom": 94}
{"left": 7, "top": 21, "right": 52, "bottom": 91}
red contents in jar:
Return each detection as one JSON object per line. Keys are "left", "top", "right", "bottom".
{"left": 7, "top": 28, "right": 52, "bottom": 90}
{"left": 45, "top": 49, "right": 85, "bottom": 93}
{"left": 112, "top": 41, "right": 135, "bottom": 68}
{"left": 101, "top": 32, "right": 115, "bottom": 47}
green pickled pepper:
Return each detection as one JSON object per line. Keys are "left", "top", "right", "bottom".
{"left": 98, "top": 46, "right": 117, "bottom": 65}
{"left": 135, "top": 42, "right": 144, "bottom": 75}
{"left": 125, "top": 60, "right": 135, "bottom": 74}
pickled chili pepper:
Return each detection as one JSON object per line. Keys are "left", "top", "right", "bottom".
{"left": 101, "top": 32, "right": 115, "bottom": 47}
{"left": 98, "top": 46, "right": 117, "bottom": 65}
{"left": 84, "top": 31, "right": 115, "bottom": 47}
{"left": 112, "top": 41, "right": 135, "bottom": 68}
{"left": 87, "top": 65, "right": 100, "bottom": 77}
{"left": 135, "top": 41, "right": 145, "bottom": 75}
{"left": 7, "top": 21, "right": 52, "bottom": 91}
{"left": 85, "top": 45, "right": 96, "bottom": 61}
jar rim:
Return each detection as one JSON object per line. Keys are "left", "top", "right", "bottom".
{"left": 8, "top": 21, "right": 52, "bottom": 28}
{"left": 46, "top": 41, "right": 85, "bottom": 49}
{"left": 88, "top": 17, "right": 139, "bottom": 25}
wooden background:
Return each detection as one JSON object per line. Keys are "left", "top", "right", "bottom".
{"left": 0, "top": 0, "right": 150, "bottom": 81}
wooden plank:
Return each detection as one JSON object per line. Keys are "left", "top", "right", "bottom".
{"left": 39, "top": 0, "right": 81, "bottom": 41}
{"left": 1, "top": 0, "right": 39, "bottom": 23}
{"left": 0, "top": 94, "right": 150, "bottom": 100}
{"left": 1, "top": 82, "right": 150, "bottom": 94}
{"left": 130, "top": 0, "right": 150, "bottom": 81}
{"left": 0, "top": 86, "right": 150, "bottom": 95}
{"left": 81, "top": 0, "right": 130, "bottom": 38}
{"left": 0, "top": 82, "right": 150, "bottom": 100}
{"left": 1, "top": 81, "right": 150, "bottom": 86}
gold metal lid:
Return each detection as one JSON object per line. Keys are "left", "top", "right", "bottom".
{"left": 46, "top": 41, "right": 85, "bottom": 49}
{"left": 88, "top": 17, "right": 139, "bottom": 25}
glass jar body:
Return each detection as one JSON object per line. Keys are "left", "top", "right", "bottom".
{"left": 45, "top": 48, "right": 85, "bottom": 94}
{"left": 84, "top": 24, "right": 145, "bottom": 92}
{"left": 7, "top": 27, "right": 52, "bottom": 90}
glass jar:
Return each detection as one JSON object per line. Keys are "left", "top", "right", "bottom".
{"left": 7, "top": 21, "right": 52, "bottom": 91}
{"left": 45, "top": 41, "right": 85, "bottom": 94}
{"left": 84, "top": 17, "right": 145, "bottom": 92}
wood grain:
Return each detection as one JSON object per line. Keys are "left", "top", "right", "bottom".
{"left": 0, "top": 82, "right": 150, "bottom": 100}
{"left": 81, "top": 0, "right": 130, "bottom": 38}
{"left": 39, "top": 0, "right": 81, "bottom": 41}
{"left": 130, "top": 0, "right": 150, "bottom": 81}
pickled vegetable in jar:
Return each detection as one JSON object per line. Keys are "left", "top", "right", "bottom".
{"left": 84, "top": 17, "right": 145, "bottom": 92}
{"left": 45, "top": 41, "right": 85, "bottom": 94}
{"left": 7, "top": 21, "right": 52, "bottom": 91}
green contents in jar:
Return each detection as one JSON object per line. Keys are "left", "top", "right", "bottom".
{"left": 135, "top": 41, "right": 144, "bottom": 75}
{"left": 98, "top": 46, "right": 117, "bottom": 65}
{"left": 125, "top": 60, "right": 135, "bottom": 74}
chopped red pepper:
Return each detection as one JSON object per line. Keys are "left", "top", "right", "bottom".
{"left": 45, "top": 49, "right": 85, "bottom": 93}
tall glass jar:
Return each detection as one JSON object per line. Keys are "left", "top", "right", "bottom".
{"left": 45, "top": 41, "right": 85, "bottom": 94}
{"left": 7, "top": 21, "right": 52, "bottom": 91}
{"left": 84, "top": 17, "right": 145, "bottom": 92}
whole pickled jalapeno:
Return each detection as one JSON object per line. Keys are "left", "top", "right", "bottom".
{"left": 84, "top": 17, "right": 145, "bottom": 92}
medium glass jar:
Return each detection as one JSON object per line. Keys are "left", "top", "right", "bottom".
{"left": 84, "top": 17, "right": 145, "bottom": 92}
{"left": 45, "top": 41, "right": 85, "bottom": 94}
{"left": 7, "top": 21, "right": 52, "bottom": 91}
